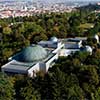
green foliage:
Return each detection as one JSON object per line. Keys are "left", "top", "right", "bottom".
{"left": 92, "top": 87, "right": 100, "bottom": 100}
{"left": 79, "top": 65, "right": 99, "bottom": 85}
{"left": 3, "top": 27, "right": 12, "bottom": 35}
{"left": 20, "top": 80, "right": 41, "bottom": 100}
{"left": 73, "top": 51, "right": 89, "bottom": 63}
{"left": 0, "top": 73, "right": 15, "bottom": 100}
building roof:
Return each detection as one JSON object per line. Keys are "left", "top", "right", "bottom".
{"left": 2, "top": 52, "right": 55, "bottom": 73}
{"left": 2, "top": 60, "right": 33, "bottom": 72}
{"left": 13, "top": 45, "right": 48, "bottom": 62}
{"left": 61, "top": 37, "right": 87, "bottom": 43}
{"left": 2, "top": 46, "right": 55, "bottom": 73}
{"left": 50, "top": 36, "right": 58, "bottom": 42}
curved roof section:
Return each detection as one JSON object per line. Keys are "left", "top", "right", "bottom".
{"left": 13, "top": 45, "right": 48, "bottom": 62}
{"left": 84, "top": 46, "right": 92, "bottom": 53}
{"left": 81, "top": 45, "right": 92, "bottom": 53}
{"left": 94, "top": 34, "right": 99, "bottom": 43}
{"left": 50, "top": 37, "right": 58, "bottom": 42}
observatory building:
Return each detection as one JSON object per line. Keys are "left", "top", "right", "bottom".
{"left": 1, "top": 37, "right": 64, "bottom": 77}
{"left": 1, "top": 37, "right": 92, "bottom": 77}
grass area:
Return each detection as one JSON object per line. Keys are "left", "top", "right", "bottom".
{"left": 79, "top": 23, "right": 94, "bottom": 29}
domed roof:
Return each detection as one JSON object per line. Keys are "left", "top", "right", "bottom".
{"left": 14, "top": 45, "right": 48, "bottom": 62}
{"left": 81, "top": 45, "right": 92, "bottom": 53}
{"left": 50, "top": 37, "right": 58, "bottom": 42}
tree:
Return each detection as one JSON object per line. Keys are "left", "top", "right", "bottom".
{"left": 50, "top": 68, "right": 68, "bottom": 100}
{"left": 73, "top": 51, "right": 89, "bottom": 63}
{"left": 49, "top": 67, "right": 84, "bottom": 100}
{"left": 2, "top": 48, "right": 13, "bottom": 61}
{"left": 0, "top": 73, "right": 15, "bottom": 100}
{"left": 3, "top": 27, "right": 12, "bottom": 35}
{"left": 78, "top": 65, "right": 99, "bottom": 85}
{"left": 20, "top": 80, "right": 41, "bottom": 100}
{"left": 91, "top": 87, "right": 100, "bottom": 100}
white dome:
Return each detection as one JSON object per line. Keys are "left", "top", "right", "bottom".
{"left": 50, "top": 37, "right": 58, "bottom": 42}
{"left": 94, "top": 34, "right": 99, "bottom": 43}
{"left": 84, "top": 45, "right": 92, "bottom": 53}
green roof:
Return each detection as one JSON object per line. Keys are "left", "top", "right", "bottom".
{"left": 13, "top": 45, "right": 48, "bottom": 62}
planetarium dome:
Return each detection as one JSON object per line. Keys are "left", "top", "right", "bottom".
{"left": 14, "top": 45, "right": 48, "bottom": 62}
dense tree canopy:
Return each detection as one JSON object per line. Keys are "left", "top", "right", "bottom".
{"left": 4, "top": 48, "right": 99, "bottom": 100}
{"left": 0, "top": 73, "right": 15, "bottom": 100}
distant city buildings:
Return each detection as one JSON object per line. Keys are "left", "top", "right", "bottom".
{"left": 0, "top": 0, "right": 99, "bottom": 18}
{"left": 0, "top": 1, "right": 78, "bottom": 18}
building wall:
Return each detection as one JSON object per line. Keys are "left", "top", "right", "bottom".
{"left": 39, "top": 62, "right": 46, "bottom": 72}
{"left": 28, "top": 63, "right": 40, "bottom": 77}
{"left": 64, "top": 40, "right": 82, "bottom": 49}
{"left": 2, "top": 68, "right": 27, "bottom": 74}
{"left": 45, "top": 53, "right": 58, "bottom": 72}
{"left": 1, "top": 60, "right": 27, "bottom": 74}
{"left": 38, "top": 41, "right": 57, "bottom": 48}
{"left": 65, "top": 49, "right": 80, "bottom": 56}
